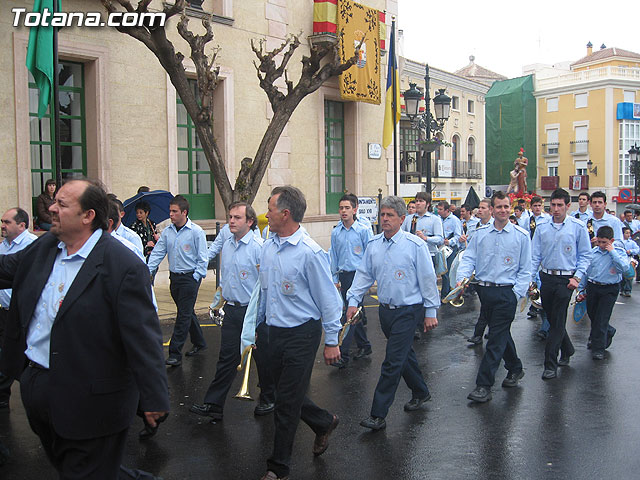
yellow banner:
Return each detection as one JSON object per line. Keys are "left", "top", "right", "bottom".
{"left": 338, "top": 0, "right": 381, "bottom": 105}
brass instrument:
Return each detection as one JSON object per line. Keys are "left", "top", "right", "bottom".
{"left": 529, "top": 283, "right": 541, "bottom": 309}
{"left": 338, "top": 307, "right": 363, "bottom": 346}
{"left": 234, "top": 345, "right": 254, "bottom": 401}
{"left": 442, "top": 275, "right": 474, "bottom": 307}
{"left": 209, "top": 286, "right": 226, "bottom": 326}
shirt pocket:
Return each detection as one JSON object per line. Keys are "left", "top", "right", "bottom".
{"left": 390, "top": 262, "right": 413, "bottom": 284}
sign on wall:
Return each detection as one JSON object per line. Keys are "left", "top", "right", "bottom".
{"left": 358, "top": 196, "right": 378, "bottom": 225}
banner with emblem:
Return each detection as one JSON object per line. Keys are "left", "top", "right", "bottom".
{"left": 337, "top": 0, "right": 381, "bottom": 105}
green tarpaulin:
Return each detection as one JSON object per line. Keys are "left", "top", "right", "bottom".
{"left": 485, "top": 75, "right": 536, "bottom": 188}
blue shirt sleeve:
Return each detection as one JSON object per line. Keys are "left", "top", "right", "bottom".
{"left": 193, "top": 228, "right": 209, "bottom": 281}
{"left": 147, "top": 229, "right": 168, "bottom": 274}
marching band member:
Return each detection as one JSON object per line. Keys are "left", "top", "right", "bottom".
{"left": 620, "top": 226, "right": 639, "bottom": 297}
{"left": 456, "top": 191, "right": 531, "bottom": 402}
{"left": 576, "top": 226, "right": 628, "bottom": 360}
{"left": 346, "top": 196, "right": 440, "bottom": 430}
{"left": 258, "top": 186, "right": 342, "bottom": 480}
{"left": 531, "top": 189, "right": 592, "bottom": 379}
{"left": 573, "top": 192, "right": 593, "bottom": 222}
{"left": 190, "top": 202, "right": 275, "bottom": 420}
{"left": 526, "top": 196, "right": 550, "bottom": 320}
{"left": 588, "top": 191, "right": 623, "bottom": 243}
{"left": 437, "top": 201, "right": 462, "bottom": 300}
{"left": 329, "top": 194, "right": 373, "bottom": 368}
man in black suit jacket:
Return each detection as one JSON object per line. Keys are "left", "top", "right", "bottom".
{"left": 0, "top": 179, "right": 169, "bottom": 478}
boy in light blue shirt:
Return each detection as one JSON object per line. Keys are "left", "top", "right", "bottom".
{"left": 619, "top": 226, "right": 639, "bottom": 297}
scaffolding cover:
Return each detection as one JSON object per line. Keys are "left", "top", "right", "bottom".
{"left": 485, "top": 75, "right": 536, "bottom": 188}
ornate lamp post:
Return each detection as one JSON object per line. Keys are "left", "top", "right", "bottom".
{"left": 403, "top": 65, "right": 451, "bottom": 194}
{"left": 629, "top": 144, "right": 639, "bottom": 203}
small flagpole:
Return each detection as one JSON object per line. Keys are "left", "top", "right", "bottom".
{"left": 391, "top": 19, "right": 398, "bottom": 196}
{"left": 52, "top": 0, "right": 62, "bottom": 189}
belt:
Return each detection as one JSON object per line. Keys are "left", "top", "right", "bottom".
{"left": 171, "top": 270, "right": 195, "bottom": 276}
{"left": 338, "top": 270, "right": 355, "bottom": 274}
{"left": 226, "top": 301, "right": 248, "bottom": 307}
{"left": 588, "top": 280, "right": 618, "bottom": 286}
{"left": 542, "top": 268, "right": 575, "bottom": 276}
{"left": 380, "top": 303, "right": 402, "bottom": 310}
{"left": 476, "top": 281, "right": 513, "bottom": 288}
{"left": 28, "top": 360, "right": 48, "bottom": 370}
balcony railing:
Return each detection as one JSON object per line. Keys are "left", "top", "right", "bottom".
{"left": 542, "top": 142, "right": 559, "bottom": 157}
{"left": 570, "top": 140, "right": 589, "bottom": 155}
{"left": 536, "top": 66, "right": 640, "bottom": 91}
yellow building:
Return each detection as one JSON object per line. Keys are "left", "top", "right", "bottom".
{"left": 533, "top": 43, "right": 640, "bottom": 212}
{"left": 1, "top": 0, "right": 397, "bottom": 255}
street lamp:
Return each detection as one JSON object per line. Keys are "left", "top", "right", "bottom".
{"left": 403, "top": 64, "right": 451, "bottom": 194}
{"left": 629, "top": 144, "right": 639, "bottom": 203}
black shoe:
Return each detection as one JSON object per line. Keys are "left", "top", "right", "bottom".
{"left": 185, "top": 345, "right": 207, "bottom": 357}
{"left": 353, "top": 346, "right": 372, "bottom": 360}
{"left": 558, "top": 355, "right": 572, "bottom": 366}
{"left": 542, "top": 369, "right": 557, "bottom": 380}
{"left": 165, "top": 356, "right": 182, "bottom": 367}
{"left": 189, "top": 403, "right": 223, "bottom": 420}
{"left": 592, "top": 351, "right": 605, "bottom": 360}
{"left": 606, "top": 328, "right": 616, "bottom": 349}
{"left": 404, "top": 394, "right": 431, "bottom": 411}
{"left": 467, "top": 335, "right": 483, "bottom": 345}
{"left": 502, "top": 370, "right": 524, "bottom": 388}
{"left": 413, "top": 328, "right": 422, "bottom": 340}
{"left": 254, "top": 402, "right": 275, "bottom": 416}
{"left": 467, "top": 386, "right": 492, "bottom": 403}
{"left": 360, "top": 416, "right": 386, "bottom": 431}
{"left": 330, "top": 358, "right": 349, "bottom": 369}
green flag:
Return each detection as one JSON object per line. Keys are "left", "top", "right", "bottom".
{"left": 26, "top": 0, "right": 60, "bottom": 118}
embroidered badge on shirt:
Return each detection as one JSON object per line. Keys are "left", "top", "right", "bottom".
{"left": 239, "top": 270, "right": 249, "bottom": 280}
{"left": 354, "top": 245, "right": 362, "bottom": 255}
{"left": 563, "top": 244, "right": 573, "bottom": 254}
{"left": 610, "top": 267, "right": 617, "bottom": 275}
{"left": 394, "top": 270, "right": 405, "bottom": 281}
{"left": 281, "top": 280, "right": 294, "bottom": 295}
{"left": 503, "top": 256, "right": 513, "bottom": 266}
{"left": 183, "top": 244, "right": 192, "bottom": 252}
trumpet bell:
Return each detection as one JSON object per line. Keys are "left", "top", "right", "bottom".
{"left": 234, "top": 346, "right": 254, "bottom": 401}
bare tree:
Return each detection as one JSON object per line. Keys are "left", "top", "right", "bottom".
{"left": 100, "top": 0, "right": 359, "bottom": 209}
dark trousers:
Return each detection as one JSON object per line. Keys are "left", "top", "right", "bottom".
{"left": 168, "top": 272, "right": 206, "bottom": 358}
{"left": 254, "top": 321, "right": 275, "bottom": 405}
{"left": 338, "top": 271, "right": 371, "bottom": 360}
{"left": 475, "top": 286, "right": 522, "bottom": 387}
{"left": 586, "top": 282, "right": 619, "bottom": 354}
{"left": 203, "top": 304, "right": 246, "bottom": 407}
{"left": 371, "top": 304, "right": 429, "bottom": 419}
{"left": 20, "top": 365, "right": 128, "bottom": 479}
{"left": 440, "top": 247, "right": 459, "bottom": 299}
{"left": 472, "top": 307, "right": 488, "bottom": 338}
{"left": 0, "top": 309, "right": 12, "bottom": 403}
{"left": 540, "top": 272, "right": 576, "bottom": 371}
{"left": 267, "top": 320, "right": 334, "bottom": 478}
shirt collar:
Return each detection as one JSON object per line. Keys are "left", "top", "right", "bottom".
{"left": 383, "top": 228, "right": 404, "bottom": 243}
{"left": 57, "top": 228, "right": 103, "bottom": 259}
{"left": 275, "top": 225, "right": 305, "bottom": 247}
{"left": 3, "top": 229, "right": 31, "bottom": 247}
{"left": 489, "top": 221, "right": 514, "bottom": 234}
{"left": 236, "top": 229, "right": 254, "bottom": 245}
{"left": 170, "top": 218, "right": 193, "bottom": 232}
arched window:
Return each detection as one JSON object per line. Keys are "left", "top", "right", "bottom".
{"left": 452, "top": 135, "right": 460, "bottom": 176}
{"left": 468, "top": 137, "right": 475, "bottom": 166}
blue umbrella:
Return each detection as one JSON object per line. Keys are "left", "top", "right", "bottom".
{"left": 122, "top": 190, "right": 174, "bottom": 227}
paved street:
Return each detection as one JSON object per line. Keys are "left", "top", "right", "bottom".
{"left": 2, "top": 291, "right": 640, "bottom": 479}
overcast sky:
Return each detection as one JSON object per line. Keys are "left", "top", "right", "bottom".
{"left": 398, "top": 0, "right": 637, "bottom": 79}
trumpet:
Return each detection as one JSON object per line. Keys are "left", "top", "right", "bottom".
{"left": 528, "top": 283, "right": 541, "bottom": 309}
{"left": 234, "top": 345, "right": 254, "bottom": 401}
{"left": 338, "top": 307, "right": 363, "bottom": 346}
{"left": 443, "top": 275, "right": 474, "bottom": 307}
{"left": 209, "top": 286, "right": 226, "bottom": 326}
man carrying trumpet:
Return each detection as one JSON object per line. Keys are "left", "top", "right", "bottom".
{"left": 456, "top": 191, "right": 531, "bottom": 403}
{"left": 346, "top": 196, "right": 440, "bottom": 430}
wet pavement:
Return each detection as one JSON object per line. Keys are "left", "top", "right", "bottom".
{"left": 2, "top": 291, "right": 640, "bottom": 479}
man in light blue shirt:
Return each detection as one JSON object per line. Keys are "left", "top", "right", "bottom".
{"left": 456, "top": 191, "right": 531, "bottom": 402}
{"left": 400, "top": 192, "right": 444, "bottom": 258}
{"left": 191, "top": 202, "right": 275, "bottom": 419}
{"left": 576, "top": 226, "right": 628, "bottom": 359}
{"left": 572, "top": 192, "right": 593, "bottom": 222}
{"left": 620, "top": 226, "right": 639, "bottom": 296}
{"left": 526, "top": 196, "right": 551, "bottom": 239}
{"left": 459, "top": 204, "right": 479, "bottom": 245}
{"left": 257, "top": 186, "right": 342, "bottom": 480}
{"left": 346, "top": 196, "right": 439, "bottom": 431}
{"left": 437, "top": 200, "right": 462, "bottom": 300}
{"left": 109, "top": 196, "right": 144, "bottom": 257}
{"left": 587, "top": 191, "right": 623, "bottom": 243}
{"left": 531, "top": 189, "right": 592, "bottom": 379}
{"left": 622, "top": 210, "right": 640, "bottom": 234}
{"left": 0, "top": 208, "right": 37, "bottom": 409}
{"left": 329, "top": 194, "right": 373, "bottom": 368}
{"left": 148, "top": 195, "right": 208, "bottom": 366}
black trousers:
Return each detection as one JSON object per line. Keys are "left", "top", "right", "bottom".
{"left": 586, "top": 282, "right": 619, "bottom": 354}
{"left": 540, "top": 272, "right": 576, "bottom": 371}
{"left": 338, "top": 271, "right": 371, "bottom": 361}
{"left": 20, "top": 365, "right": 128, "bottom": 479}
{"left": 0, "top": 308, "right": 12, "bottom": 403}
{"left": 168, "top": 272, "right": 206, "bottom": 358}
{"left": 267, "top": 320, "right": 334, "bottom": 479}
{"left": 475, "top": 286, "right": 522, "bottom": 387}
{"left": 371, "top": 304, "right": 429, "bottom": 419}
{"left": 203, "top": 304, "right": 246, "bottom": 407}
{"left": 472, "top": 306, "right": 488, "bottom": 338}
{"left": 254, "top": 321, "right": 275, "bottom": 405}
